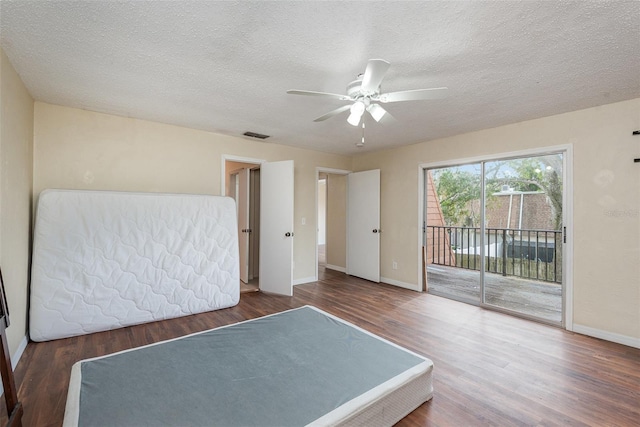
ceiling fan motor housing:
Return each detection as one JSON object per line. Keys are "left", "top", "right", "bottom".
{"left": 347, "top": 77, "right": 370, "bottom": 98}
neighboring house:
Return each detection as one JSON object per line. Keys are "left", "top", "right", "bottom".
{"left": 483, "top": 189, "right": 555, "bottom": 231}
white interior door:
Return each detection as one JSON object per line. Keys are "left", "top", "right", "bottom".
{"left": 259, "top": 160, "right": 294, "bottom": 295}
{"left": 237, "top": 168, "right": 250, "bottom": 283}
{"left": 347, "top": 169, "right": 380, "bottom": 282}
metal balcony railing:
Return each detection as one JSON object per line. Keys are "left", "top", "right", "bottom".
{"left": 426, "top": 226, "right": 562, "bottom": 283}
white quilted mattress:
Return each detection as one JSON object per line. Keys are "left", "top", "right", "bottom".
{"left": 30, "top": 189, "right": 240, "bottom": 342}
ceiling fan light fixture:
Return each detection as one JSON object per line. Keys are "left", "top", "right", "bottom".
{"left": 347, "top": 101, "right": 365, "bottom": 126}
{"left": 347, "top": 112, "right": 361, "bottom": 126}
{"left": 367, "top": 104, "right": 386, "bottom": 122}
{"left": 350, "top": 101, "right": 365, "bottom": 115}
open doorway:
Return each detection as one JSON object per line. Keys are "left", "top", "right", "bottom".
{"left": 315, "top": 168, "right": 350, "bottom": 281}
{"left": 226, "top": 160, "right": 261, "bottom": 293}
{"left": 224, "top": 156, "right": 296, "bottom": 296}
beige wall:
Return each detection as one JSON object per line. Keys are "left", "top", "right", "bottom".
{"left": 33, "top": 102, "right": 352, "bottom": 283}
{"left": 14, "top": 83, "right": 640, "bottom": 347}
{"left": 326, "top": 174, "right": 347, "bottom": 269}
{"left": 0, "top": 48, "right": 34, "bottom": 355}
{"left": 354, "top": 98, "right": 640, "bottom": 343}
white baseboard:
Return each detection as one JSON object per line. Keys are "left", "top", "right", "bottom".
{"left": 325, "top": 264, "right": 346, "bottom": 273}
{"left": 293, "top": 276, "right": 316, "bottom": 286}
{"left": 380, "top": 277, "right": 420, "bottom": 292}
{"left": 12, "top": 335, "right": 28, "bottom": 369}
{"left": 572, "top": 324, "right": 640, "bottom": 349}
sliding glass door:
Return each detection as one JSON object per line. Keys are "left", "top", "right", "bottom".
{"left": 425, "top": 151, "right": 565, "bottom": 325}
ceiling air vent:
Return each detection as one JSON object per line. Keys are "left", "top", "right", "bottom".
{"left": 243, "top": 131, "right": 270, "bottom": 140}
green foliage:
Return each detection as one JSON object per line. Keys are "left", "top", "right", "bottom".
{"left": 494, "top": 155, "right": 563, "bottom": 229}
{"left": 508, "top": 158, "right": 545, "bottom": 192}
{"left": 432, "top": 154, "right": 563, "bottom": 229}
{"left": 432, "top": 168, "right": 481, "bottom": 227}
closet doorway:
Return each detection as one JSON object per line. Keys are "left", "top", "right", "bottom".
{"left": 226, "top": 160, "right": 261, "bottom": 293}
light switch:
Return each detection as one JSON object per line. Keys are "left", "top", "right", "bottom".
{"left": 301, "top": 217, "right": 306, "bottom": 225}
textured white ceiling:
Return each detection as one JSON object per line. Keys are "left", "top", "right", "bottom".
{"left": 1, "top": 1, "right": 639, "bottom": 155}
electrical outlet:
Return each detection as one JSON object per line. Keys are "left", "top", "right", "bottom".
{"left": 392, "top": 261, "right": 398, "bottom": 270}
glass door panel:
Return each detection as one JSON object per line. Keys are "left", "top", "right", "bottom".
{"left": 425, "top": 164, "right": 482, "bottom": 304}
{"left": 482, "top": 154, "right": 563, "bottom": 323}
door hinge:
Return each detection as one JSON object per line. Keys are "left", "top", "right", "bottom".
{"left": 563, "top": 227, "right": 567, "bottom": 243}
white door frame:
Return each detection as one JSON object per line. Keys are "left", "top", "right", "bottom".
{"left": 315, "top": 167, "right": 351, "bottom": 281}
{"left": 221, "top": 154, "right": 266, "bottom": 195}
{"left": 222, "top": 154, "right": 265, "bottom": 290}
{"left": 417, "top": 144, "right": 574, "bottom": 330}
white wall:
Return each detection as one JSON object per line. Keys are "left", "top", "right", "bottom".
{"left": 0, "top": 47, "right": 33, "bottom": 357}
{"left": 33, "top": 102, "right": 352, "bottom": 283}
{"left": 353, "top": 98, "right": 640, "bottom": 346}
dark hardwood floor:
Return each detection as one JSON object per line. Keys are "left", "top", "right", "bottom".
{"left": 2, "top": 267, "right": 639, "bottom": 426}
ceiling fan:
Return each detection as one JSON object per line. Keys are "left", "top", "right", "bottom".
{"left": 287, "top": 59, "right": 448, "bottom": 126}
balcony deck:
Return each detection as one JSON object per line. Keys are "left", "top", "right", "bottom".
{"left": 426, "top": 264, "right": 562, "bottom": 323}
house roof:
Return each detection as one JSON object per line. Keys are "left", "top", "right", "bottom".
{"left": 1, "top": 1, "right": 638, "bottom": 155}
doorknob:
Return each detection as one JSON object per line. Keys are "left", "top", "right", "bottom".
{"left": 285, "top": 232, "right": 294, "bottom": 237}
{"left": 372, "top": 229, "right": 381, "bottom": 233}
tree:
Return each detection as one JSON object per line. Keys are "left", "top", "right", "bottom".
{"left": 432, "top": 168, "right": 482, "bottom": 227}
{"left": 432, "top": 154, "right": 563, "bottom": 230}
{"left": 488, "top": 155, "right": 563, "bottom": 229}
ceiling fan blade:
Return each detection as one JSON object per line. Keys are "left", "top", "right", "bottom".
{"left": 379, "top": 87, "right": 448, "bottom": 103}
{"left": 360, "top": 59, "right": 390, "bottom": 95}
{"left": 287, "top": 89, "right": 350, "bottom": 101}
{"left": 313, "top": 104, "right": 352, "bottom": 122}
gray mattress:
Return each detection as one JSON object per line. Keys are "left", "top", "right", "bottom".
{"left": 64, "top": 306, "right": 433, "bottom": 426}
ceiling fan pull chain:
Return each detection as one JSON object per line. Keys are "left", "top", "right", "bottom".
{"left": 356, "top": 122, "right": 365, "bottom": 148}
